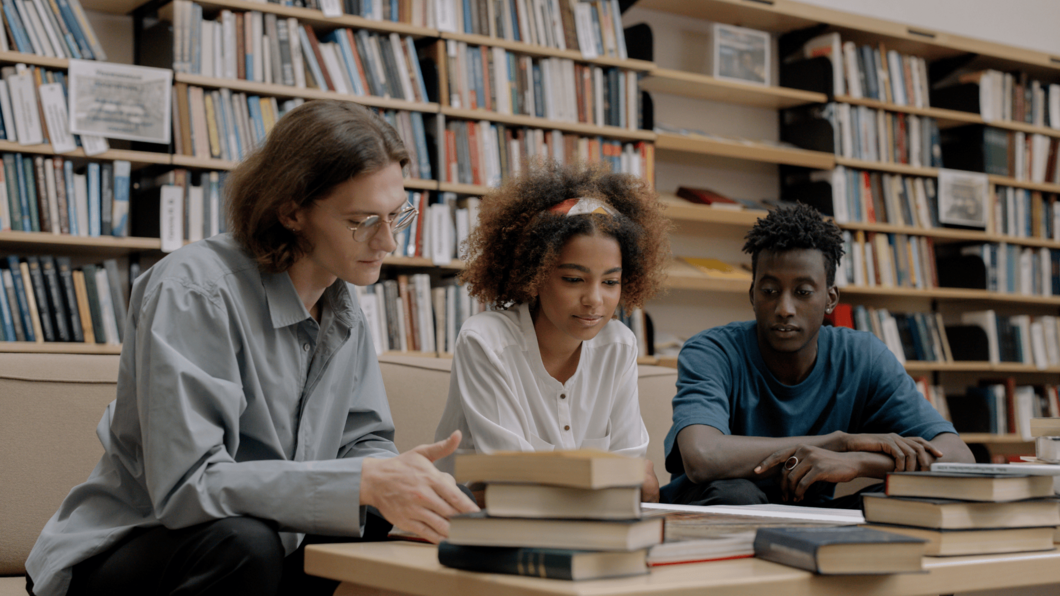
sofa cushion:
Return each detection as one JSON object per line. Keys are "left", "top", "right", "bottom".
{"left": 0, "top": 354, "right": 120, "bottom": 576}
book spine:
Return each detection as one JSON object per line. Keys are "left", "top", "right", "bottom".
{"left": 80, "top": 263, "right": 106, "bottom": 344}
{"left": 40, "top": 254, "right": 68, "bottom": 341}
{"left": 25, "top": 255, "right": 54, "bottom": 341}
{"left": 752, "top": 532, "right": 820, "bottom": 573}
{"left": 0, "top": 266, "right": 14, "bottom": 340}
{"left": 438, "top": 543, "right": 579, "bottom": 580}
{"left": 55, "top": 255, "right": 82, "bottom": 342}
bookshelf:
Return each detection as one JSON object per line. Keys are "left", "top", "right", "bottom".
{"left": 185, "top": 0, "right": 438, "bottom": 37}
{"left": 630, "top": 1, "right": 1060, "bottom": 450}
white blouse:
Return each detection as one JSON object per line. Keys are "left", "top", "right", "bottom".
{"left": 435, "top": 303, "right": 649, "bottom": 457}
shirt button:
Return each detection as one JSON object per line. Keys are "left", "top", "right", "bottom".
{"left": 560, "top": 393, "right": 566, "bottom": 399}
{"left": 303, "top": 343, "right": 310, "bottom": 352}
{"left": 564, "top": 425, "right": 570, "bottom": 431}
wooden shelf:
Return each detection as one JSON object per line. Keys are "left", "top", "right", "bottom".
{"left": 171, "top": 154, "right": 240, "bottom": 170}
{"left": 959, "top": 433, "right": 1033, "bottom": 445}
{"left": 642, "top": 69, "right": 827, "bottom": 109}
{"left": 655, "top": 133, "right": 834, "bottom": 169}
{"left": 0, "top": 50, "right": 67, "bottom": 69}
{"left": 0, "top": 342, "right": 121, "bottom": 354}
{"left": 633, "top": 0, "right": 1060, "bottom": 71}
{"left": 0, "top": 141, "right": 171, "bottom": 167}
{"left": 0, "top": 230, "right": 162, "bottom": 254}
{"left": 988, "top": 175, "right": 1060, "bottom": 194}
{"left": 403, "top": 178, "right": 437, "bottom": 191}
{"left": 383, "top": 255, "right": 464, "bottom": 269}
{"left": 658, "top": 195, "right": 767, "bottom": 226}
{"left": 840, "top": 285, "right": 1060, "bottom": 306}
{"left": 834, "top": 157, "right": 937, "bottom": 177}
{"left": 835, "top": 96, "right": 982, "bottom": 128}
{"left": 440, "top": 31, "right": 654, "bottom": 71}
{"left": 174, "top": 74, "right": 440, "bottom": 113}
{"left": 190, "top": 0, "right": 437, "bottom": 37}
{"left": 441, "top": 107, "right": 657, "bottom": 141}
{"left": 438, "top": 182, "right": 491, "bottom": 195}
{"left": 904, "top": 361, "right": 1060, "bottom": 374}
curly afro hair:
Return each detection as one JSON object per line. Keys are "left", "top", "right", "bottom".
{"left": 743, "top": 202, "right": 845, "bottom": 286}
{"left": 460, "top": 160, "right": 671, "bottom": 311}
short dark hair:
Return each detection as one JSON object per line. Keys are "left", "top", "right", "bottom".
{"left": 460, "top": 160, "right": 671, "bottom": 311}
{"left": 742, "top": 203, "right": 845, "bottom": 286}
{"left": 227, "top": 100, "right": 410, "bottom": 273}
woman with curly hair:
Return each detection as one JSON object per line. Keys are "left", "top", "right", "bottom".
{"left": 435, "top": 161, "right": 671, "bottom": 502}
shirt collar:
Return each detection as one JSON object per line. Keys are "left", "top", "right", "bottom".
{"left": 263, "top": 272, "right": 358, "bottom": 329}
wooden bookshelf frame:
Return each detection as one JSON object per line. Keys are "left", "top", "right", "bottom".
{"left": 438, "top": 182, "right": 490, "bottom": 195}
{"left": 0, "top": 50, "right": 67, "bottom": 69}
{"left": 836, "top": 95, "right": 1060, "bottom": 141}
{"left": 655, "top": 132, "right": 834, "bottom": 169}
{"left": 440, "top": 31, "right": 654, "bottom": 71}
{"left": 0, "top": 141, "right": 172, "bottom": 168}
{"left": 0, "top": 230, "right": 162, "bottom": 254}
{"left": 642, "top": 68, "right": 827, "bottom": 109}
{"left": 0, "top": 342, "right": 121, "bottom": 354}
{"left": 441, "top": 106, "right": 656, "bottom": 141}
{"left": 174, "top": 74, "right": 441, "bottom": 113}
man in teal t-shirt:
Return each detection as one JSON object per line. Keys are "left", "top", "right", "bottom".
{"left": 661, "top": 203, "right": 974, "bottom": 508}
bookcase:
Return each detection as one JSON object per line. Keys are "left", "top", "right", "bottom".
{"left": 627, "top": 0, "right": 1060, "bottom": 456}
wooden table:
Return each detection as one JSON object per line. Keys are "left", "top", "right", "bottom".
{"left": 305, "top": 541, "right": 1060, "bottom": 596}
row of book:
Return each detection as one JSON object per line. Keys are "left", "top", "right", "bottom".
{"left": 954, "top": 380, "right": 1060, "bottom": 438}
{"left": 837, "top": 305, "right": 952, "bottom": 365}
{"left": 131, "top": 169, "right": 229, "bottom": 248}
{"left": 439, "top": 0, "right": 629, "bottom": 60}
{"left": 816, "top": 167, "right": 939, "bottom": 228}
{"left": 172, "top": 84, "right": 303, "bottom": 162}
{"left": 0, "top": 0, "right": 106, "bottom": 59}
{"left": 0, "top": 154, "right": 132, "bottom": 238}
{"left": 392, "top": 191, "right": 477, "bottom": 263}
{"left": 443, "top": 120, "right": 652, "bottom": 186}
{"left": 813, "top": 103, "right": 942, "bottom": 167}
{"left": 0, "top": 255, "right": 125, "bottom": 344}
{"left": 864, "top": 466, "right": 1059, "bottom": 557}
{"left": 444, "top": 41, "right": 640, "bottom": 129}
{"left": 835, "top": 230, "right": 938, "bottom": 290}
{"left": 942, "top": 126, "right": 1060, "bottom": 184}
{"left": 961, "top": 310, "right": 1060, "bottom": 369}
{"left": 801, "top": 33, "right": 931, "bottom": 108}
{"left": 992, "top": 187, "right": 1060, "bottom": 241}
{"left": 0, "top": 65, "right": 109, "bottom": 154}
{"left": 957, "top": 243, "right": 1059, "bottom": 297}
{"left": 354, "top": 274, "right": 485, "bottom": 355}
{"left": 934, "top": 69, "right": 1060, "bottom": 128}
{"left": 169, "top": 3, "right": 433, "bottom": 104}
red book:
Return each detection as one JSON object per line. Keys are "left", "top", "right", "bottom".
{"left": 676, "top": 186, "right": 740, "bottom": 209}
{"left": 344, "top": 30, "right": 371, "bottom": 97}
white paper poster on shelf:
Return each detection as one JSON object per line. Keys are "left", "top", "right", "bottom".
{"left": 67, "top": 60, "right": 172, "bottom": 144}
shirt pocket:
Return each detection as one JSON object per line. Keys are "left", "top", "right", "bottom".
{"left": 580, "top": 419, "right": 612, "bottom": 451}
{"left": 528, "top": 432, "right": 555, "bottom": 452}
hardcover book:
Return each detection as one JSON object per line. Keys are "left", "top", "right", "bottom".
{"left": 865, "top": 523, "right": 1056, "bottom": 557}
{"left": 484, "top": 484, "right": 640, "bottom": 520}
{"left": 754, "top": 526, "right": 924, "bottom": 575}
{"left": 862, "top": 493, "right": 1060, "bottom": 530}
{"left": 437, "top": 542, "right": 648, "bottom": 580}
{"left": 446, "top": 511, "right": 663, "bottom": 551}
{"left": 886, "top": 471, "right": 1055, "bottom": 502}
{"left": 454, "top": 449, "right": 644, "bottom": 489}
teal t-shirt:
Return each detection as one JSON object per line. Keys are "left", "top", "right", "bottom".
{"left": 663, "top": 321, "right": 956, "bottom": 502}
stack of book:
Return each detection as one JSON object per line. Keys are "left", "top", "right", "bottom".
{"left": 863, "top": 470, "right": 1059, "bottom": 556}
{"left": 439, "top": 450, "right": 660, "bottom": 580}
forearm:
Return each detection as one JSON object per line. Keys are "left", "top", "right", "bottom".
{"left": 678, "top": 426, "right": 847, "bottom": 483}
{"left": 848, "top": 451, "right": 903, "bottom": 479}
{"left": 929, "top": 432, "right": 976, "bottom": 464}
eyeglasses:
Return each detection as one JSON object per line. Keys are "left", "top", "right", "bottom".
{"left": 342, "top": 204, "right": 418, "bottom": 242}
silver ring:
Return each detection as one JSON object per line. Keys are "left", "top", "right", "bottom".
{"left": 784, "top": 456, "right": 799, "bottom": 471}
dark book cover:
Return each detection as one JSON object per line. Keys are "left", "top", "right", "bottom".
{"left": 437, "top": 542, "right": 647, "bottom": 580}
{"left": 3, "top": 153, "right": 22, "bottom": 231}
{"left": 81, "top": 264, "right": 107, "bottom": 344}
{"left": 102, "top": 258, "right": 126, "bottom": 342}
{"left": 381, "top": 279, "right": 401, "bottom": 350}
{"left": 0, "top": 265, "right": 15, "bottom": 340}
{"left": 40, "top": 255, "right": 70, "bottom": 342}
{"left": 354, "top": 30, "right": 382, "bottom": 96}
{"left": 15, "top": 155, "right": 36, "bottom": 232}
{"left": 100, "top": 162, "right": 113, "bottom": 236}
{"left": 25, "top": 256, "right": 56, "bottom": 342}
{"left": 5, "top": 256, "right": 34, "bottom": 341}
{"left": 33, "top": 156, "right": 49, "bottom": 233}
{"left": 753, "top": 526, "right": 923, "bottom": 575}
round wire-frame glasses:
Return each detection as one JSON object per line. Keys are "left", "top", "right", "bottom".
{"left": 346, "top": 204, "right": 418, "bottom": 242}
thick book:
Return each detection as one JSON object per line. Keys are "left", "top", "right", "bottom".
{"left": 24, "top": 255, "right": 55, "bottom": 342}
{"left": 675, "top": 186, "right": 741, "bottom": 210}
{"left": 1031, "top": 418, "right": 1060, "bottom": 437}
{"left": 437, "top": 542, "right": 648, "bottom": 580}
{"left": 446, "top": 511, "right": 663, "bottom": 551}
{"left": 865, "top": 523, "right": 1056, "bottom": 557}
{"left": 753, "top": 526, "right": 924, "bottom": 575}
{"left": 484, "top": 484, "right": 640, "bottom": 520}
{"left": 862, "top": 493, "right": 1060, "bottom": 530}
{"left": 55, "top": 256, "right": 82, "bottom": 342}
{"left": 80, "top": 263, "right": 107, "bottom": 344}
{"left": 886, "top": 471, "right": 1055, "bottom": 502}
{"left": 454, "top": 450, "right": 644, "bottom": 489}
{"left": 39, "top": 255, "right": 69, "bottom": 342}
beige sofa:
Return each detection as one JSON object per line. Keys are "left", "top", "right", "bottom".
{"left": 0, "top": 352, "right": 679, "bottom": 595}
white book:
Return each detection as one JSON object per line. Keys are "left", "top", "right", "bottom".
{"left": 251, "top": 11, "right": 263, "bottom": 82}
{"left": 429, "top": 202, "right": 453, "bottom": 266}
{"left": 548, "top": 0, "right": 564, "bottom": 50}
{"left": 445, "top": 285, "right": 456, "bottom": 353}
{"left": 320, "top": 0, "right": 342, "bottom": 17}
{"left": 1031, "top": 320, "right": 1049, "bottom": 370}
{"left": 879, "top": 310, "right": 906, "bottom": 363}
{"left": 213, "top": 20, "right": 223, "bottom": 79}
{"left": 373, "top": 284, "right": 389, "bottom": 352}
{"left": 43, "top": 157, "right": 58, "bottom": 234}
{"left": 222, "top": 11, "right": 237, "bottom": 79}
{"left": 909, "top": 55, "right": 924, "bottom": 108}
{"left": 94, "top": 268, "right": 119, "bottom": 345}
{"left": 160, "top": 185, "right": 184, "bottom": 253}
{"left": 0, "top": 81, "right": 14, "bottom": 146}
{"left": 79, "top": 134, "right": 109, "bottom": 156}
{"left": 435, "top": 0, "right": 457, "bottom": 32}
{"left": 886, "top": 51, "right": 905, "bottom": 105}
{"left": 38, "top": 83, "right": 76, "bottom": 153}
{"left": 594, "top": 66, "right": 604, "bottom": 126}
{"left": 73, "top": 172, "right": 88, "bottom": 237}
{"left": 288, "top": 17, "right": 305, "bottom": 88}
{"left": 1050, "top": 84, "right": 1060, "bottom": 130}
{"left": 573, "top": 3, "right": 597, "bottom": 59}
{"left": 262, "top": 36, "right": 271, "bottom": 85}
{"left": 15, "top": 0, "right": 52, "bottom": 57}
{"left": 395, "top": 295, "right": 407, "bottom": 352}
{"left": 8, "top": 71, "right": 42, "bottom": 145}
{"left": 187, "top": 183, "right": 203, "bottom": 242}
{"left": 492, "top": 46, "right": 509, "bottom": 113}
{"left": 30, "top": 0, "right": 65, "bottom": 58}
{"left": 200, "top": 20, "right": 214, "bottom": 78}
{"left": 389, "top": 33, "right": 415, "bottom": 102}
{"left": 319, "top": 43, "right": 351, "bottom": 94}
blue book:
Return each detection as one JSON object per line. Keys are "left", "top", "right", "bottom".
{"left": 462, "top": 0, "right": 472, "bottom": 33}
{"left": 63, "top": 159, "right": 76, "bottom": 235}
{"left": 405, "top": 37, "right": 429, "bottom": 102}
{"left": 3, "top": 154, "right": 20, "bottom": 232}
{"left": 507, "top": 0, "right": 519, "bottom": 40}
{"left": 409, "top": 112, "right": 432, "bottom": 180}
{"left": 330, "top": 30, "right": 365, "bottom": 96}
{"left": 531, "top": 62, "right": 542, "bottom": 117}
{"left": 191, "top": 3, "right": 202, "bottom": 74}
{"left": 2, "top": 0, "right": 32, "bottom": 54}
{"left": 87, "top": 162, "right": 100, "bottom": 236}
{"left": 297, "top": 26, "right": 327, "bottom": 97}
{"left": 223, "top": 92, "right": 242, "bottom": 161}
{"left": 5, "top": 256, "right": 34, "bottom": 342}
{"left": 0, "top": 268, "right": 14, "bottom": 341}
{"left": 19, "top": 156, "right": 37, "bottom": 232}
{"left": 110, "top": 160, "right": 131, "bottom": 237}
{"left": 247, "top": 97, "right": 266, "bottom": 146}
{"left": 53, "top": 0, "right": 92, "bottom": 59}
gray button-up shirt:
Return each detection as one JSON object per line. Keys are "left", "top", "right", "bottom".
{"left": 26, "top": 234, "right": 398, "bottom": 596}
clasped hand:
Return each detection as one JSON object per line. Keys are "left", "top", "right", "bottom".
{"left": 754, "top": 432, "right": 944, "bottom": 502}
{"left": 360, "top": 430, "right": 479, "bottom": 543}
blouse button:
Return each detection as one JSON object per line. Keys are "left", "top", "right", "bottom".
{"left": 560, "top": 393, "right": 566, "bottom": 399}
{"left": 303, "top": 343, "right": 310, "bottom": 352}
{"left": 564, "top": 425, "right": 570, "bottom": 431}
